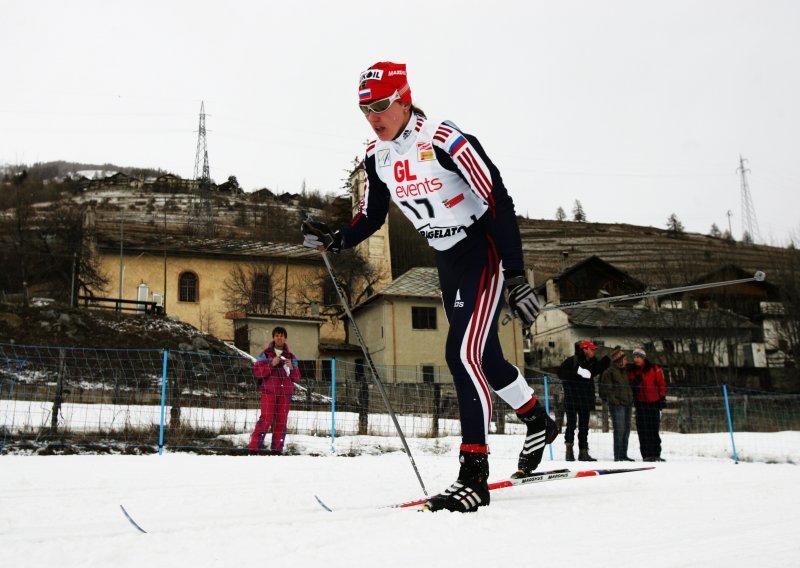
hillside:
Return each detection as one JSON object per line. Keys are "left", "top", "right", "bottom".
{"left": 0, "top": 301, "right": 240, "bottom": 354}
{"left": 2, "top": 162, "right": 794, "bottom": 297}
{"left": 516, "top": 217, "right": 788, "bottom": 286}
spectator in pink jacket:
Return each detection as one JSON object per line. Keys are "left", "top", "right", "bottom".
{"left": 248, "top": 327, "right": 301, "bottom": 454}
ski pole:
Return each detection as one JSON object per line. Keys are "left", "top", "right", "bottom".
{"left": 502, "top": 271, "right": 766, "bottom": 326}
{"left": 305, "top": 215, "right": 428, "bottom": 496}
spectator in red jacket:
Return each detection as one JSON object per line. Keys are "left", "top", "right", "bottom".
{"left": 628, "top": 348, "right": 667, "bottom": 462}
{"left": 248, "top": 327, "right": 301, "bottom": 455}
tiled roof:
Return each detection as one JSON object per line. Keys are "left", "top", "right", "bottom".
{"left": 565, "top": 306, "right": 756, "bottom": 330}
{"left": 97, "top": 232, "right": 321, "bottom": 262}
{"left": 354, "top": 267, "right": 440, "bottom": 310}
{"left": 376, "top": 267, "right": 440, "bottom": 298}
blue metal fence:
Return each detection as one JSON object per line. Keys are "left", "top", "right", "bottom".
{"left": 1, "top": 343, "right": 798, "bottom": 462}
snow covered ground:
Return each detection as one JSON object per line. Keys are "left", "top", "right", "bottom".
{"left": 1, "top": 434, "right": 798, "bottom": 568}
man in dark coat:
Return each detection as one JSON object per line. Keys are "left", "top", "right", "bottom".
{"left": 557, "top": 340, "right": 610, "bottom": 461}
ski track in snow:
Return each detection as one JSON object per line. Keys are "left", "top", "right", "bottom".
{"left": 1, "top": 435, "right": 798, "bottom": 568}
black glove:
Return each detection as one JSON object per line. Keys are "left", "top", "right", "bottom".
{"left": 301, "top": 220, "right": 343, "bottom": 253}
{"left": 504, "top": 270, "right": 541, "bottom": 327}
{"left": 657, "top": 398, "right": 666, "bottom": 410}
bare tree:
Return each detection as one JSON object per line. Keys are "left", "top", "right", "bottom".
{"left": 770, "top": 248, "right": 800, "bottom": 369}
{"left": 222, "top": 261, "right": 281, "bottom": 315}
{"left": 555, "top": 206, "right": 567, "bottom": 222}
{"left": 295, "top": 248, "right": 388, "bottom": 326}
{"left": 0, "top": 189, "right": 108, "bottom": 304}
{"left": 629, "top": 258, "right": 754, "bottom": 386}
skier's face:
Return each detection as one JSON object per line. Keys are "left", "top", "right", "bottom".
{"left": 365, "top": 101, "right": 410, "bottom": 141}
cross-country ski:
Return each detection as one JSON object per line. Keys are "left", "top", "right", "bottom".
{"left": 315, "top": 467, "right": 655, "bottom": 512}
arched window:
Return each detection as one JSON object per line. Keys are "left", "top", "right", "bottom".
{"left": 179, "top": 272, "right": 198, "bottom": 302}
{"left": 251, "top": 273, "right": 272, "bottom": 312}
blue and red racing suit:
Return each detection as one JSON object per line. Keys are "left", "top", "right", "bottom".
{"left": 338, "top": 113, "right": 535, "bottom": 449}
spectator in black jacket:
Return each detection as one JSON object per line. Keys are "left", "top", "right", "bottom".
{"left": 557, "top": 340, "right": 610, "bottom": 461}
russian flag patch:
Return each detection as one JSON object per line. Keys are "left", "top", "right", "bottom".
{"left": 359, "top": 89, "right": 372, "bottom": 101}
{"left": 448, "top": 135, "right": 466, "bottom": 155}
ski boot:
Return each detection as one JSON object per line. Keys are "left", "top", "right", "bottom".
{"left": 422, "top": 450, "right": 490, "bottom": 513}
{"left": 511, "top": 400, "right": 559, "bottom": 479}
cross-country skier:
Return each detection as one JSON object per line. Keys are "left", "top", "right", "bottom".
{"left": 302, "top": 61, "right": 557, "bottom": 512}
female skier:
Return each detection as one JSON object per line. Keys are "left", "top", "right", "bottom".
{"left": 302, "top": 61, "right": 557, "bottom": 512}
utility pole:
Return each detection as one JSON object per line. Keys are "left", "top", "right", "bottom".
{"left": 738, "top": 156, "right": 761, "bottom": 243}
{"left": 190, "top": 101, "right": 214, "bottom": 236}
{"left": 163, "top": 203, "right": 167, "bottom": 314}
{"left": 119, "top": 211, "right": 124, "bottom": 306}
{"left": 726, "top": 210, "right": 733, "bottom": 236}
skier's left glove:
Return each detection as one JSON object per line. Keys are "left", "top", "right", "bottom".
{"left": 301, "top": 220, "right": 343, "bottom": 253}
{"left": 505, "top": 270, "right": 541, "bottom": 327}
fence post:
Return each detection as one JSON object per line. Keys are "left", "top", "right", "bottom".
{"left": 432, "top": 383, "right": 441, "bottom": 438}
{"left": 544, "top": 375, "right": 553, "bottom": 461}
{"left": 330, "top": 358, "right": 336, "bottom": 454}
{"left": 1, "top": 379, "right": 15, "bottom": 454}
{"left": 158, "top": 349, "right": 169, "bottom": 455}
{"left": 51, "top": 348, "right": 66, "bottom": 434}
{"left": 722, "top": 383, "right": 739, "bottom": 464}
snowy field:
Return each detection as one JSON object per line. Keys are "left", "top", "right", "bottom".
{"left": 1, "top": 434, "right": 798, "bottom": 568}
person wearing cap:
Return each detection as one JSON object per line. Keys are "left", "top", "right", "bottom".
{"left": 557, "top": 340, "right": 611, "bottom": 461}
{"left": 301, "top": 61, "right": 556, "bottom": 512}
{"left": 599, "top": 349, "right": 634, "bottom": 461}
{"left": 628, "top": 348, "right": 667, "bottom": 462}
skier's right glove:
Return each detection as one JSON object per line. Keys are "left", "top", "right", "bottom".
{"left": 301, "top": 220, "right": 343, "bottom": 253}
{"left": 504, "top": 270, "right": 541, "bottom": 327}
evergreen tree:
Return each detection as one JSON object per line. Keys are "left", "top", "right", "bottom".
{"left": 572, "top": 200, "right": 586, "bottom": 222}
{"left": 709, "top": 223, "right": 722, "bottom": 238}
{"left": 666, "top": 213, "right": 685, "bottom": 236}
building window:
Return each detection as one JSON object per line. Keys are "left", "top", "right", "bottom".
{"left": 663, "top": 339, "right": 675, "bottom": 353}
{"left": 251, "top": 273, "right": 271, "bottom": 312}
{"left": 421, "top": 365, "right": 435, "bottom": 384}
{"left": 689, "top": 341, "right": 698, "bottom": 354}
{"left": 322, "top": 279, "right": 339, "bottom": 307}
{"left": 233, "top": 322, "right": 250, "bottom": 353}
{"left": 178, "top": 272, "right": 198, "bottom": 302}
{"left": 412, "top": 306, "right": 437, "bottom": 330}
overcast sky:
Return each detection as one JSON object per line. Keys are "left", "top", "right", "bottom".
{"left": 3, "top": 0, "right": 799, "bottom": 244}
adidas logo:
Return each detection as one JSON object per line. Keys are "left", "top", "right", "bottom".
{"left": 454, "top": 290, "right": 464, "bottom": 308}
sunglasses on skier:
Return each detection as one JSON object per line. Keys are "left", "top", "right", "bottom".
{"left": 359, "top": 84, "right": 410, "bottom": 116}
